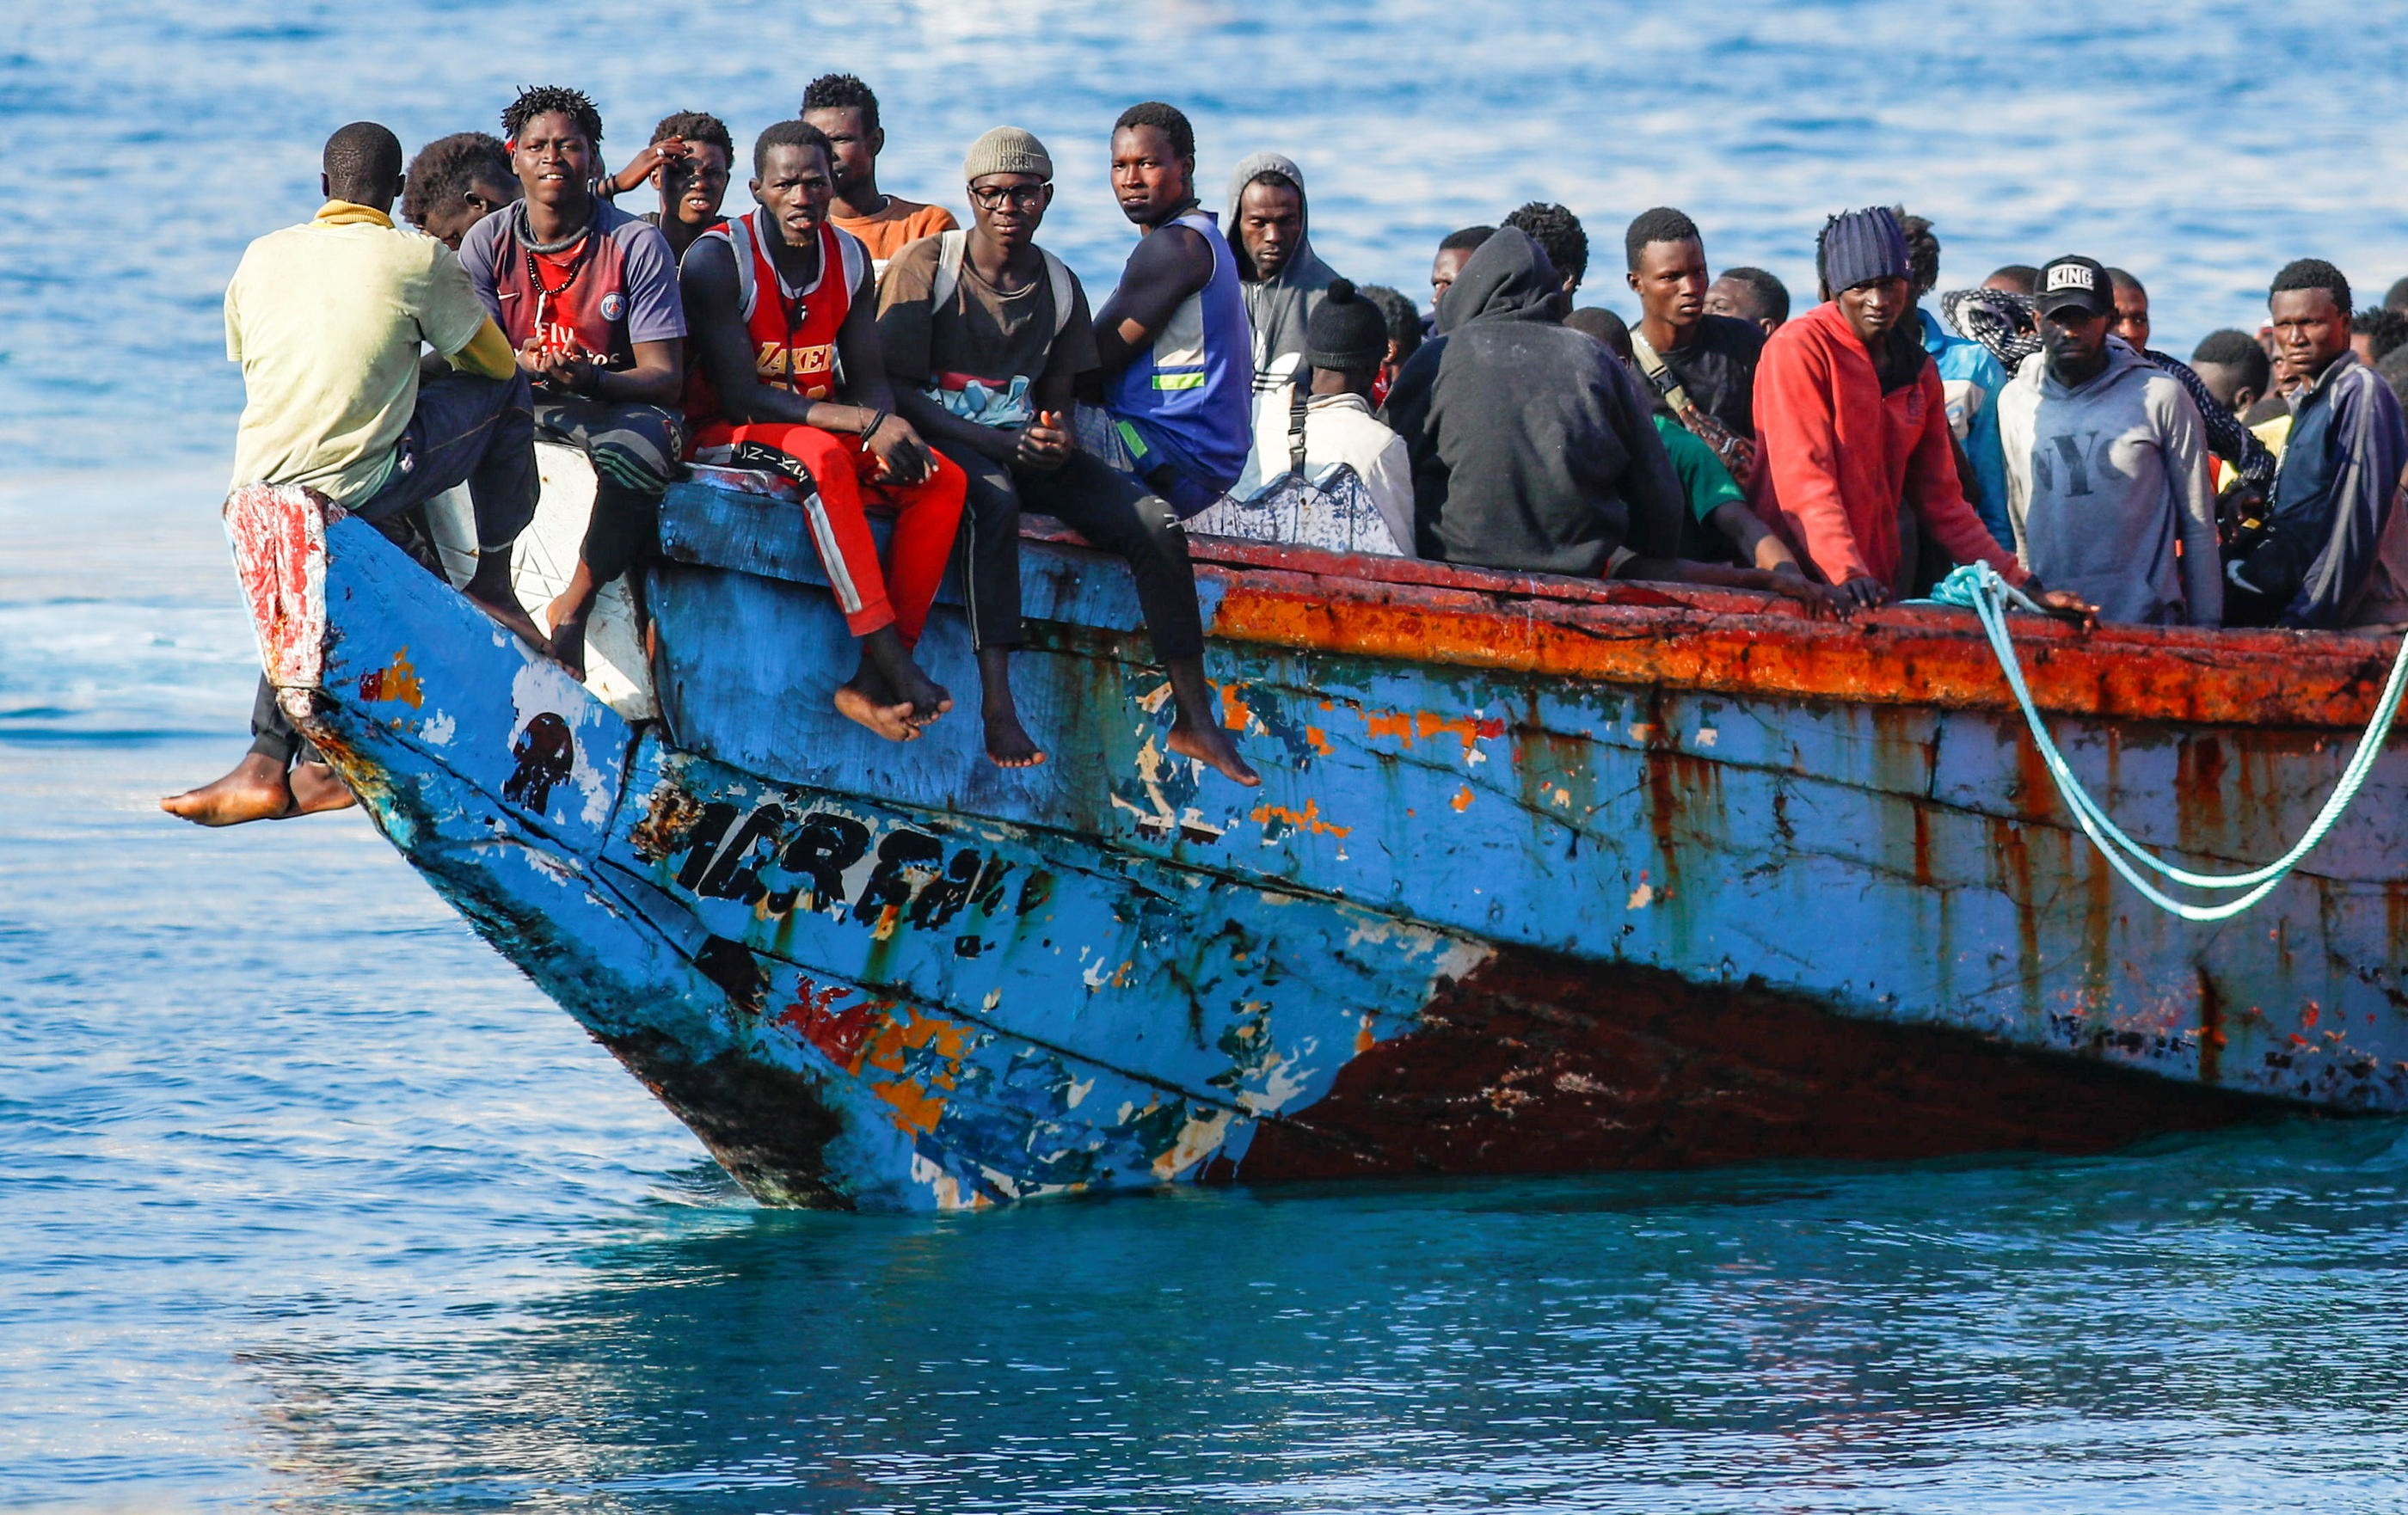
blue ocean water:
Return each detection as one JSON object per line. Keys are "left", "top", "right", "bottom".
{"left": 8, "top": 2, "right": 2408, "bottom": 1509}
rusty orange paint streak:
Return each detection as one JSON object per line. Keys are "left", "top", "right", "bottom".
{"left": 1219, "top": 681, "right": 1253, "bottom": 732}
{"left": 1250, "top": 798, "right": 1353, "bottom": 838}
{"left": 1203, "top": 575, "right": 2399, "bottom": 730}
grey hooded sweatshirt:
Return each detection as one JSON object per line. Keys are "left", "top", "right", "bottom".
{"left": 1996, "top": 340, "right": 2222, "bottom": 626}
{"left": 1224, "top": 150, "right": 1342, "bottom": 393}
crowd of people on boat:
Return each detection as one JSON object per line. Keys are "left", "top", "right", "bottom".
{"left": 165, "top": 80, "right": 2408, "bottom": 825}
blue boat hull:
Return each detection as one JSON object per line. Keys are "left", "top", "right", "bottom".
{"left": 224, "top": 470, "right": 2408, "bottom": 1211}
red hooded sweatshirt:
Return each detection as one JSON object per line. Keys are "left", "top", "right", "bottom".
{"left": 1752, "top": 300, "right": 2025, "bottom": 589}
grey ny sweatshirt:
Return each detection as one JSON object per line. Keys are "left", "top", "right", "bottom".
{"left": 1996, "top": 341, "right": 2222, "bottom": 626}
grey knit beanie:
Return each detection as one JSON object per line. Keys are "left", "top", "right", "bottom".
{"left": 963, "top": 126, "right": 1053, "bottom": 184}
{"left": 1818, "top": 205, "right": 1910, "bottom": 293}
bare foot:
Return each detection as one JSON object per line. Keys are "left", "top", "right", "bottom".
{"left": 984, "top": 709, "right": 1047, "bottom": 768}
{"left": 834, "top": 680, "right": 920, "bottom": 741}
{"left": 857, "top": 628, "right": 951, "bottom": 730}
{"left": 465, "top": 587, "right": 551, "bottom": 656}
{"left": 1167, "top": 715, "right": 1261, "bottom": 786}
{"left": 545, "top": 590, "right": 589, "bottom": 682}
{"left": 286, "top": 760, "right": 359, "bottom": 817}
{"left": 160, "top": 753, "right": 292, "bottom": 826}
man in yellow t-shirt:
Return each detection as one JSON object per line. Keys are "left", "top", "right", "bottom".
{"left": 165, "top": 120, "right": 539, "bottom": 829}
{"left": 802, "top": 73, "right": 958, "bottom": 274}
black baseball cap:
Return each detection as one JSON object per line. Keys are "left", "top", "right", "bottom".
{"left": 2035, "top": 255, "right": 2114, "bottom": 318}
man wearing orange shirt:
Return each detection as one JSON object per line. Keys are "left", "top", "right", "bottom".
{"left": 801, "top": 73, "right": 956, "bottom": 275}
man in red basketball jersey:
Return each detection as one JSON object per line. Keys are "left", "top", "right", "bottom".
{"left": 680, "top": 119, "right": 968, "bottom": 740}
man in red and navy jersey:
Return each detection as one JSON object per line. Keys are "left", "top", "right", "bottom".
{"left": 459, "top": 85, "right": 688, "bottom": 679}
{"left": 681, "top": 119, "right": 968, "bottom": 741}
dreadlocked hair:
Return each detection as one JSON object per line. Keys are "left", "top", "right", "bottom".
{"left": 401, "top": 132, "right": 510, "bottom": 228}
{"left": 1113, "top": 101, "right": 1195, "bottom": 162}
{"left": 653, "top": 110, "right": 732, "bottom": 157}
{"left": 1895, "top": 209, "right": 1940, "bottom": 295}
{"left": 1623, "top": 206, "right": 1700, "bottom": 272}
{"left": 501, "top": 85, "right": 603, "bottom": 144}
{"left": 1503, "top": 201, "right": 1588, "bottom": 287}
{"left": 2271, "top": 258, "right": 2352, "bottom": 316}
{"left": 801, "top": 73, "right": 879, "bottom": 130}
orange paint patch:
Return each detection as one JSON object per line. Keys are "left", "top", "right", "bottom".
{"left": 1250, "top": 798, "right": 1353, "bottom": 838}
{"left": 357, "top": 647, "right": 424, "bottom": 708}
{"left": 871, "top": 1078, "right": 947, "bottom": 1134}
{"left": 1219, "top": 681, "right": 1254, "bottom": 732}
{"left": 1304, "top": 725, "right": 1333, "bottom": 755}
{"left": 1450, "top": 786, "right": 1475, "bottom": 812}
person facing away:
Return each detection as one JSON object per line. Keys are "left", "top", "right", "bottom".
{"left": 1754, "top": 206, "right": 2085, "bottom": 616}
{"left": 1195, "top": 279, "right": 1415, "bottom": 555}
{"left": 1705, "top": 266, "right": 1789, "bottom": 338}
{"left": 1567, "top": 306, "right": 1808, "bottom": 580}
{"left": 164, "top": 122, "right": 538, "bottom": 829}
{"left": 1225, "top": 152, "right": 1343, "bottom": 404}
{"left": 599, "top": 110, "right": 734, "bottom": 265}
{"left": 2225, "top": 260, "right": 2408, "bottom": 629}
{"left": 1354, "top": 283, "right": 1422, "bottom": 405}
{"left": 877, "top": 126, "right": 1246, "bottom": 777}
{"left": 1058, "top": 100, "right": 1259, "bottom": 785}
{"left": 402, "top": 132, "right": 518, "bottom": 251}
{"left": 457, "top": 85, "right": 688, "bottom": 683}
{"left": 1622, "top": 206, "right": 1764, "bottom": 491}
{"left": 1427, "top": 225, "right": 1494, "bottom": 330}
{"left": 1380, "top": 226, "right": 1684, "bottom": 576}
{"left": 1502, "top": 202, "right": 1587, "bottom": 300}
{"left": 680, "top": 119, "right": 968, "bottom": 743}
{"left": 801, "top": 72, "right": 958, "bottom": 275}
{"left": 1995, "top": 255, "right": 2221, "bottom": 626}
{"left": 1897, "top": 211, "right": 2012, "bottom": 544}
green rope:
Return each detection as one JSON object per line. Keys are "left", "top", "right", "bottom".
{"left": 1912, "top": 563, "right": 2408, "bottom": 922}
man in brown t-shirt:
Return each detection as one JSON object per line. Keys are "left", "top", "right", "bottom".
{"left": 802, "top": 72, "right": 957, "bottom": 275}
{"left": 878, "top": 126, "right": 1252, "bottom": 785}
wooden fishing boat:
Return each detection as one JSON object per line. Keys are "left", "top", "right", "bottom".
{"left": 223, "top": 448, "right": 2408, "bottom": 1211}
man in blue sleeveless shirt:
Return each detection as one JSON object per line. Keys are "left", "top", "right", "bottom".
{"left": 1092, "top": 101, "right": 1253, "bottom": 521}
{"left": 1075, "top": 101, "right": 1258, "bottom": 786}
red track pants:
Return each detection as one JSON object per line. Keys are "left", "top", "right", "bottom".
{"left": 693, "top": 421, "right": 968, "bottom": 644}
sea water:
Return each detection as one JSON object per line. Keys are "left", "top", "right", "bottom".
{"left": 6, "top": 3, "right": 2408, "bottom": 1509}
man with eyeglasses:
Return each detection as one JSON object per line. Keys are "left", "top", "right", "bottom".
{"left": 877, "top": 126, "right": 1250, "bottom": 785}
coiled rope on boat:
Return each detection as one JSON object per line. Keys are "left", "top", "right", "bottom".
{"left": 1915, "top": 562, "right": 2408, "bottom": 922}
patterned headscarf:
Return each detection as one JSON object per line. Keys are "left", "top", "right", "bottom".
{"left": 1941, "top": 287, "right": 2041, "bottom": 371}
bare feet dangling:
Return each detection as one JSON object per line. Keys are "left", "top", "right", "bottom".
{"left": 160, "top": 753, "right": 294, "bottom": 827}
{"left": 286, "top": 760, "right": 359, "bottom": 817}
{"left": 545, "top": 588, "right": 590, "bottom": 682}
{"left": 975, "top": 648, "right": 1046, "bottom": 768}
{"left": 1164, "top": 657, "right": 1260, "bottom": 786}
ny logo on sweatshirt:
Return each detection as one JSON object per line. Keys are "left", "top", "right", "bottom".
{"left": 2032, "top": 430, "right": 2105, "bottom": 498}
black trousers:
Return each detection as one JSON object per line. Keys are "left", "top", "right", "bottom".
{"left": 944, "top": 445, "right": 1206, "bottom": 663}
{"left": 249, "top": 369, "right": 538, "bottom": 764}
{"left": 531, "top": 396, "right": 686, "bottom": 588}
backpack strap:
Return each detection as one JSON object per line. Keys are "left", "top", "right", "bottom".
{"left": 719, "top": 214, "right": 757, "bottom": 321}
{"left": 1628, "top": 329, "right": 1694, "bottom": 413}
{"left": 1288, "top": 384, "right": 1311, "bottom": 475}
{"left": 928, "top": 229, "right": 969, "bottom": 310}
{"left": 1041, "top": 248, "right": 1075, "bottom": 340}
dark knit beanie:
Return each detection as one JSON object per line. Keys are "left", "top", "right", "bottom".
{"left": 1818, "top": 205, "right": 1911, "bottom": 293}
{"left": 1306, "top": 279, "right": 1388, "bottom": 372}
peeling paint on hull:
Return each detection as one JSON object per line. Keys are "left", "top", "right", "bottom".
{"left": 224, "top": 475, "right": 2408, "bottom": 1211}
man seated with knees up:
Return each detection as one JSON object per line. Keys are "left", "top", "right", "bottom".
{"left": 1075, "top": 100, "right": 1260, "bottom": 785}
{"left": 682, "top": 119, "right": 968, "bottom": 740}
{"left": 1191, "top": 279, "right": 1415, "bottom": 555}
{"left": 401, "top": 132, "right": 517, "bottom": 252}
{"left": 458, "top": 85, "right": 688, "bottom": 680}
{"left": 166, "top": 122, "right": 538, "bottom": 827}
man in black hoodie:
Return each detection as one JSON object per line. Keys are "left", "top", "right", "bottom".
{"left": 1381, "top": 226, "right": 1685, "bottom": 576}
